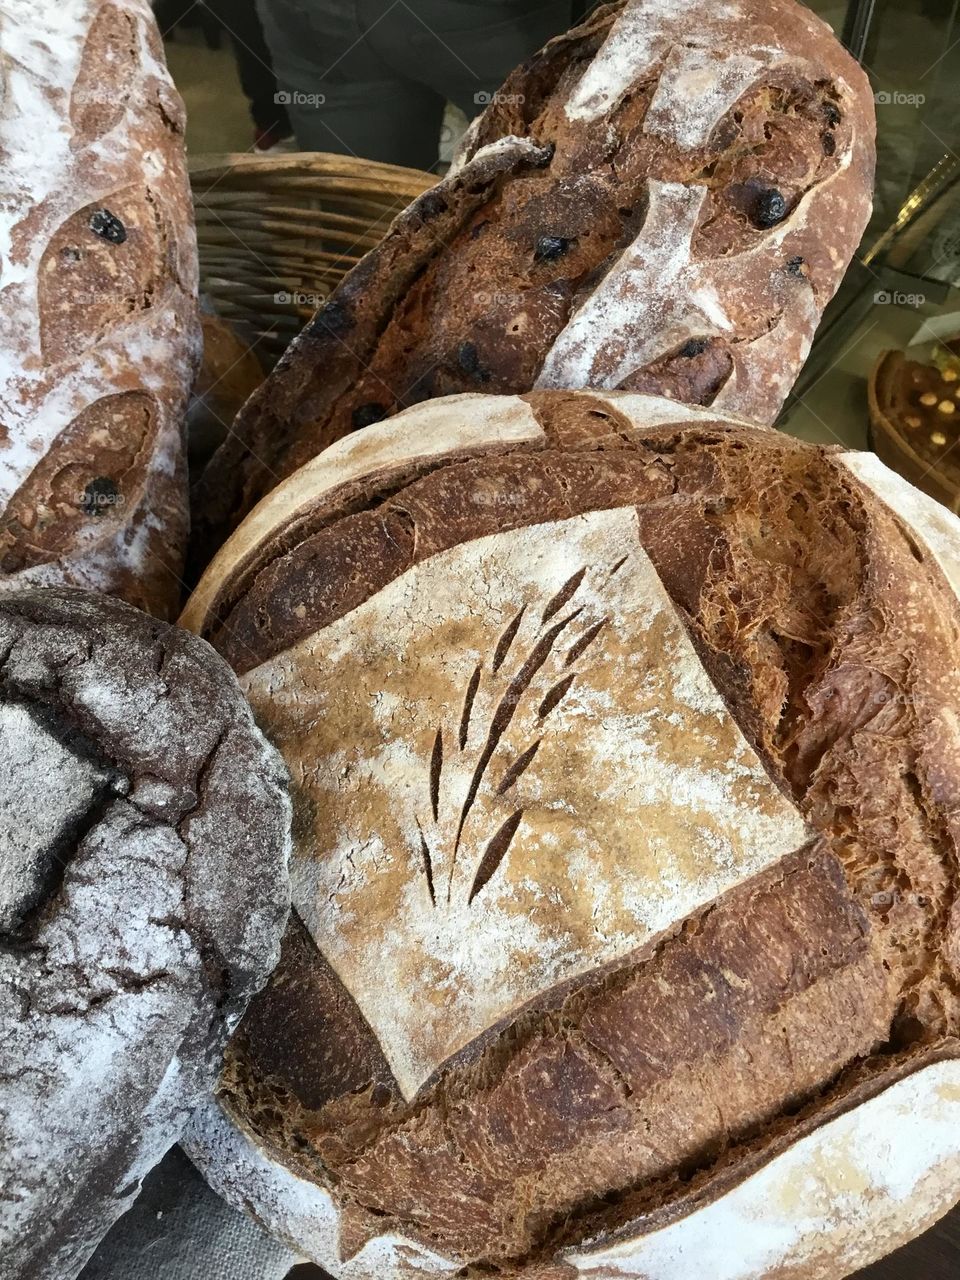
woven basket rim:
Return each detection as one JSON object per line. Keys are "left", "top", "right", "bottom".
{"left": 188, "top": 149, "right": 436, "bottom": 189}
{"left": 188, "top": 150, "right": 435, "bottom": 366}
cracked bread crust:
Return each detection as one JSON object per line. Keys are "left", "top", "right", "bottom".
{"left": 0, "top": 589, "right": 291, "bottom": 1280}
{"left": 190, "top": 0, "right": 874, "bottom": 565}
{"left": 0, "top": 1, "right": 201, "bottom": 618}
{"left": 184, "top": 391, "right": 960, "bottom": 1278}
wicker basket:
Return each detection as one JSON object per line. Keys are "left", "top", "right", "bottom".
{"left": 189, "top": 152, "right": 434, "bottom": 366}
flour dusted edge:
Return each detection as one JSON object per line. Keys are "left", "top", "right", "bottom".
{"left": 566, "top": 1058, "right": 960, "bottom": 1278}
{"left": 842, "top": 449, "right": 960, "bottom": 601}
{"left": 0, "top": 589, "right": 292, "bottom": 1280}
{"left": 184, "top": 1096, "right": 460, "bottom": 1280}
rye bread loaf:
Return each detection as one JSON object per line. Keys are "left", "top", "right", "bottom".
{"left": 0, "top": 588, "right": 291, "bottom": 1280}
{"left": 182, "top": 391, "right": 960, "bottom": 1279}
{"left": 0, "top": 0, "right": 201, "bottom": 618}
{"left": 190, "top": 0, "right": 875, "bottom": 565}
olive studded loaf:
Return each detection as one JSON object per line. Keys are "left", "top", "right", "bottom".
{"left": 183, "top": 391, "right": 960, "bottom": 1280}
{"left": 191, "top": 0, "right": 875, "bottom": 562}
{"left": 0, "top": 0, "right": 201, "bottom": 618}
{"left": 0, "top": 589, "right": 291, "bottom": 1280}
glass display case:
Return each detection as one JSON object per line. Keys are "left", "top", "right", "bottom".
{"left": 781, "top": 0, "right": 960, "bottom": 486}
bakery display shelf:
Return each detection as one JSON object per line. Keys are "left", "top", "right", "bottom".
{"left": 781, "top": 153, "right": 960, "bottom": 460}
{"left": 779, "top": 263, "right": 959, "bottom": 449}
{"left": 190, "top": 151, "right": 434, "bottom": 365}
{"left": 778, "top": 33, "right": 960, "bottom": 457}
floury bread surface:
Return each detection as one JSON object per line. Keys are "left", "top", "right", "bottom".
{"left": 0, "top": 0, "right": 201, "bottom": 617}
{"left": 192, "top": 0, "right": 875, "bottom": 559}
{"left": 0, "top": 589, "right": 291, "bottom": 1280}
{"left": 182, "top": 390, "right": 960, "bottom": 1279}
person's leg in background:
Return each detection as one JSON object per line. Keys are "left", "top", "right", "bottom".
{"left": 358, "top": 0, "right": 574, "bottom": 125}
{"left": 154, "top": 0, "right": 223, "bottom": 48}
{"left": 204, "top": 0, "right": 294, "bottom": 150}
{"left": 255, "top": 0, "right": 448, "bottom": 171}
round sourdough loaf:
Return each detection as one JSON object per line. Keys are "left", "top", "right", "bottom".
{"left": 183, "top": 391, "right": 960, "bottom": 1280}
{"left": 0, "top": 589, "right": 291, "bottom": 1280}
{"left": 0, "top": 0, "right": 201, "bottom": 618}
{"left": 192, "top": 0, "right": 875, "bottom": 561}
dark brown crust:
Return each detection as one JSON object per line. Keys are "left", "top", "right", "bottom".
{"left": 559, "top": 1035, "right": 960, "bottom": 1257}
{"left": 0, "top": 587, "right": 290, "bottom": 1280}
{"left": 192, "top": 396, "right": 960, "bottom": 1271}
{"left": 230, "top": 912, "right": 400, "bottom": 1118}
{"left": 188, "top": 138, "right": 552, "bottom": 574}
{"left": 305, "top": 844, "right": 891, "bottom": 1264}
{"left": 190, "top": 0, "right": 874, "bottom": 568}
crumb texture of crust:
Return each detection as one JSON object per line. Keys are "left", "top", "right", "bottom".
{"left": 0, "top": 587, "right": 290, "bottom": 1280}
{"left": 189, "top": 390, "right": 960, "bottom": 1277}
{"left": 0, "top": 0, "right": 201, "bottom": 618}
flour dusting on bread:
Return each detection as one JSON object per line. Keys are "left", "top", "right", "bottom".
{"left": 242, "top": 508, "right": 809, "bottom": 1097}
{"left": 0, "top": 0, "right": 200, "bottom": 617}
{"left": 0, "top": 588, "right": 291, "bottom": 1279}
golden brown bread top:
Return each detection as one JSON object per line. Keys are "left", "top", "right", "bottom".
{"left": 183, "top": 390, "right": 960, "bottom": 1274}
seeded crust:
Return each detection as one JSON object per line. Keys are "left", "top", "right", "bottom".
{"left": 0, "top": 589, "right": 291, "bottom": 1280}
{"left": 182, "top": 391, "right": 960, "bottom": 1277}
{"left": 0, "top": 1, "right": 201, "bottom": 618}
{"left": 190, "top": 0, "right": 874, "bottom": 567}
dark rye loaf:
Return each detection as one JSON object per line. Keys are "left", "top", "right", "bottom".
{"left": 0, "top": 589, "right": 291, "bottom": 1280}
{"left": 182, "top": 391, "right": 960, "bottom": 1280}
{"left": 0, "top": 0, "right": 201, "bottom": 618}
{"left": 191, "top": 0, "right": 875, "bottom": 565}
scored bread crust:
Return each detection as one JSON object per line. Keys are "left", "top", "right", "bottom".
{"left": 0, "top": 0, "right": 201, "bottom": 618}
{"left": 0, "top": 589, "right": 291, "bottom": 1280}
{"left": 186, "top": 1046, "right": 960, "bottom": 1280}
{"left": 184, "top": 390, "right": 960, "bottom": 1278}
{"left": 190, "top": 0, "right": 874, "bottom": 563}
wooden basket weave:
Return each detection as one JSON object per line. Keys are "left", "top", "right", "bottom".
{"left": 189, "top": 152, "right": 435, "bottom": 366}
